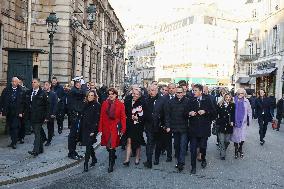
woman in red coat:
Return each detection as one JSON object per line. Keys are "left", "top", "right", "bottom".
{"left": 98, "top": 87, "right": 126, "bottom": 173}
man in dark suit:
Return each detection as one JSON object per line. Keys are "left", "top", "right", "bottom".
{"left": 26, "top": 78, "right": 50, "bottom": 157}
{"left": 143, "top": 84, "right": 165, "bottom": 169}
{"left": 255, "top": 89, "right": 273, "bottom": 145}
{"left": 51, "top": 77, "right": 65, "bottom": 134}
{"left": 43, "top": 81, "right": 58, "bottom": 146}
{"left": 17, "top": 76, "right": 30, "bottom": 142}
{"left": 0, "top": 77, "right": 23, "bottom": 149}
{"left": 276, "top": 94, "right": 284, "bottom": 131}
{"left": 188, "top": 84, "right": 216, "bottom": 174}
{"left": 67, "top": 79, "right": 86, "bottom": 160}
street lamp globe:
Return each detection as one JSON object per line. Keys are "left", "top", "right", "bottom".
{"left": 87, "top": 4, "right": 96, "bottom": 29}
{"left": 46, "top": 12, "right": 59, "bottom": 34}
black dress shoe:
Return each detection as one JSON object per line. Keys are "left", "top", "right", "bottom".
{"left": 19, "top": 139, "right": 24, "bottom": 144}
{"left": 201, "top": 160, "right": 207, "bottom": 168}
{"left": 28, "top": 151, "right": 38, "bottom": 157}
{"left": 69, "top": 155, "right": 80, "bottom": 160}
{"left": 58, "top": 130, "right": 62, "bottom": 134}
{"left": 177, "top": 164, "right": 184, "bottom": 172}
{"left": 190, "top": 167, "right": 196, "bottom": 174}
{"left": 276, "top": 128, "right": 280, "bottom": 131}
{"left": 7, "top": 143, "right": 13, "bottom": 148}
{"left": 90, "top": 158, "right": 97, "bottom": 167}
{"left": 123, "top": 161, "right": 130, "bottom": 166}
{"left": 166, "top": 157, "right": 172, "bottom": 162}
{"left": 260, "top": 140, "right": 265, "bottom": 145}
{"left": 143, "top": 161, "right": 152, "bottom": 169}
{"left": 153, "top": 159, "right": 159, "bottom": 165}
{"left": 45, "top": 142, "right": 51, "bottom": 146}
{"left": 11, "top": 145, "right": 16, "bottom": 149}
{"left": 221, "top": 157, "right": 225, "bottom": 160}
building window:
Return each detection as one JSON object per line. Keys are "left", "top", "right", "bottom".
{"left": 71, "top": 37, "right": 76, "bottom": 79}
{"left": 81, "top": 44, "right": 86, "bottom": 77}
{"left": 252, "top": 9, "right": 257, "bottom": 18}
{"left": 15, "top": 0, "right": 26, "bottom": 22}
{"left": 96, "top": 52, "right": 100, "bottom": 83}
{"left": 0, "top": 24, "right": 3, "bottom": 77}
{"left": 89, "top": 48, "right": 93, "bottom": 81}
{"left": 83, "top": 0, "right": 88, "bottom": 26}
{"left": 272, "top": 25, "right": 278, "bottom": 54}
{"left": 204, "top": 16, "right": 214, "bottom": 25}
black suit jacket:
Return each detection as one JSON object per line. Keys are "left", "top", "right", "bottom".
{"left": 25, "top": 88, "right": 50, "bottom": 124}
{"left": 188, "top": 95, "right": 216, "bottom": 137}
{"left": 0, "top": 85, "right": 23, "bottom": 116}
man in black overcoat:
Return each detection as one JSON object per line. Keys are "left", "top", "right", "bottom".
{"left": 0, "top": 77, "right": 23, "bottom": 149}
{"left": 188, "top": 84, "right": 216, "bottom": 174}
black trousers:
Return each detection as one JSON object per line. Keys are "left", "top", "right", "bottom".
{"left": 190, "top": 137, "right": 208, "bottom": 167}
{"left": 47, "top": 118, "right": 55, "bottom": 142}
{"left": 6, "top": 115, "right": 20, "bottom": 145}
{"left": 145, "top": 131, "right": 160, "bottom": 163}
{"left": 258, "top": 115, "right": 268, "bottom": 141}
{"left": 32, "top": 122, "right": 44, "bottom": 153}
{"left": 277, "top": 117, "right": 282, "bottom": 129}
{"left": 18, "top": 117, "right": 25, "bottom": 140}
{"left": 156, "top": 130, "right": 172, "bottom": 159}
{"left": 56, "top": 112, "right": 64, "bottom": 132}
{"left": 85, "top": 140, "right": 96, "bottom": 162}
{"left": 68, "top": 112, "right": 80, "bottom": 156}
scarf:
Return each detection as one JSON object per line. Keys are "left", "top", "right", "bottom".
{"left": 234, "top": 96, "right": 245, "bottom": 128}
{"left": 106, "top": 99, "right": 116, "bottom": 120}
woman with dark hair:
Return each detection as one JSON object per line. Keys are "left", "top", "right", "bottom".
{"left": 81, "top": 90, "right": 100, "bottom": 172}
{"left": 216, "top": 93, "right": 235, "bottom": 160}
{"left": 255, "top": 89, "right": 272, "bottom": 145}
{"left": 231, "top": 88, "right": 252, "bottom": 159}
{"left": 123, "top": 88, "right": 145, "bottom": 166}
{"left": 98, "top": 88, "right": 126, "bottom": 173}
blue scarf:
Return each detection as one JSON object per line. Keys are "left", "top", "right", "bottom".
{"left": 235, "top": 96, "right": 245, "bottom": 128}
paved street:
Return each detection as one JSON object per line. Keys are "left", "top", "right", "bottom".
{"left": 4, "top": 119, "right": 284, "bottom": 189}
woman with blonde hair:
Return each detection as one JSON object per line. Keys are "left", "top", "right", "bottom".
{"left": 216, "top": 93, "right": 235, "bottom": 160}
{"left": 231, "top": 88, "right": 252, "bottom": 159}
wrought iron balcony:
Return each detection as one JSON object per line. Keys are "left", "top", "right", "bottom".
{"left": 239, "top": 54, "right": 259, "bottom": 62}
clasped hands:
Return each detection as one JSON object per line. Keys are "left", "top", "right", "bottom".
{"left": 189, "top": 110, "right": 206, "bottom": 117}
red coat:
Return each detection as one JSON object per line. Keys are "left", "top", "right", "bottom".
{"left": 98, "top": 99, "right": 126, "bottom": 148}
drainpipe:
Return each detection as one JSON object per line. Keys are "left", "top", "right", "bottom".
{"left": 26, "top": 0, "right": 32, "bottom": 48}
{"left": 100, "top": 13, "right": 105, "bottom": 86}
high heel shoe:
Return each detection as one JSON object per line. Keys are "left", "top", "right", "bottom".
{"left": 123, "top": 161, "right": 130, "bottom": 166}
{"left": 135, "top": 160, "right": 140, "bottom": 165}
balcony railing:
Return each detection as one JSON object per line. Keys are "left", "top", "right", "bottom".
{"left": 239, "top": 54, "right": 259, "bottom": 62}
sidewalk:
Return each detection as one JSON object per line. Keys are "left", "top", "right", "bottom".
{"left": 0, "top": 120, "right": 101, "bottom": 186}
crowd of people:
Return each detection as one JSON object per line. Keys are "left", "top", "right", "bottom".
{"left": 0, "top": 77, "right": 282, "bottom": 174}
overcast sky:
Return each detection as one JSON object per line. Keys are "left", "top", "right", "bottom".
{"left": 109, "top": 0, "right": 246, "bottom": 27}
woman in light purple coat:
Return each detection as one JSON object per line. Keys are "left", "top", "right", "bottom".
{"left": 231, "top": 88, "right": 252, "bottom": 159}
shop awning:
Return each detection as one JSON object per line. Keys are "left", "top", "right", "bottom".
{"left": 236, "top": 77, "right": 251, "bottom": 84}
{"left": 250, "top": 68, "right": 277, "bottom": 77}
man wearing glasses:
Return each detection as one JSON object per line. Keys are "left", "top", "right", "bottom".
{"left": 188, "top": 84, "right": 216, "bottom": 174}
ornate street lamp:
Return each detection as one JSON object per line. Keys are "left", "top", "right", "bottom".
{"left": 46, "top": 12, "right": 59, "bottom": 81}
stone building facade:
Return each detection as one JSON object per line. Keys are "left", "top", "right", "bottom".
{"left": 0, "top": 0, "right": 125, "bottom": 91}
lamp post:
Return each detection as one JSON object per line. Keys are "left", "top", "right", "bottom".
{"left": 46, "top": 12, "right": 59, "bottom": 81}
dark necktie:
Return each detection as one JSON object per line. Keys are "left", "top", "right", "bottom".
{"left": 31, "top": 90, "right": 36, "bottom": 101}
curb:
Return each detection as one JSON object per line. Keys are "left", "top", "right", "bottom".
{"left": 0, "top": 142, "right": 101, "bottom": 186}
